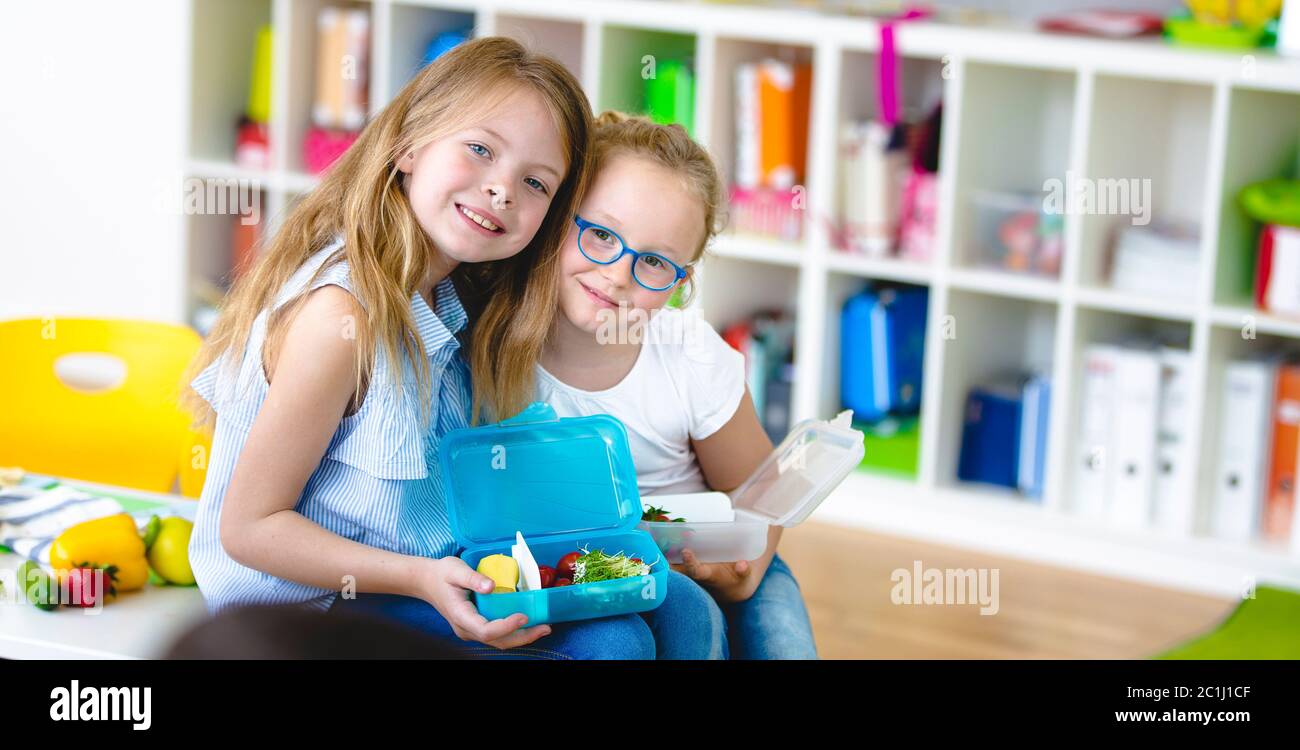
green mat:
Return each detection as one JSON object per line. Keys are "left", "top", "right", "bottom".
{"left": 855, "top": 416, "right": 920, "bottom": 480}
{"left": 1157, "top": 585, "right": 1300, "bottom": 660}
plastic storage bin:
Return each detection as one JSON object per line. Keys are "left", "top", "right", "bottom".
{"left": 969, "top": 189, "right": 1063, "bottom": 276}
{"left": 440, "top": 403, "right": 667, "bottom": 626}
{"left": 639, "top": 411, "right": 866, "bottom": 563}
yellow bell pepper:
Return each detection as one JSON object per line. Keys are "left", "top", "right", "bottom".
{"left": 48, "top": 514, "right": 150, "bottom": 596}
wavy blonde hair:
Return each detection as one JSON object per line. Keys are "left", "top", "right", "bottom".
{"left": 184, "top": 37, "right": 592, "bottom": 426}
{"left": 588, "top": 111, "right": 725, "bottom": 304}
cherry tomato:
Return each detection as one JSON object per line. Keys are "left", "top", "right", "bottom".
{"left": 537, "top": 565, "right": 556, "bottom": 589}
{"left": 554, "top": 578, "right": 573, "bottom": 587}
{"left": 556, "top": 552, "right": 581, "bottom": 579}
{"left": 652, "top": 514, "right": 670, "bottom": 522}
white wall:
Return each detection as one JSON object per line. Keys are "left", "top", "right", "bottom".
{"left": 0, "top": 0, "right": 187, "bottom": 324}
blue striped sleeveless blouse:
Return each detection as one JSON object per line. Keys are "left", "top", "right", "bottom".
{"left": 188, "top": 239, "right": 471, "bottom": 613}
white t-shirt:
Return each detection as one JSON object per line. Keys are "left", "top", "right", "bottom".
{"left": 535, "top": 309, "right": 747, "bottom": 496}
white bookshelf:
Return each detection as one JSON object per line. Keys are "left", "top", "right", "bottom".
{"left": 183, "top": 0, "right": 1300, "bottom": 596}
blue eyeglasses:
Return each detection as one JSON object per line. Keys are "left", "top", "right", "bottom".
{"left": 574, "top": 216, "right": 688, "bottom": 292}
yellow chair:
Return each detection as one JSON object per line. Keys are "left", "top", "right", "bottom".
{"left": 0, "top": 318, "right": 211, "bottom": 498}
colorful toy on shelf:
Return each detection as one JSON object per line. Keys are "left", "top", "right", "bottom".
{"left": 896, "top": 103, "right": 942, "bottom": 263}
{"left": 1164, "top": 0, "right": 1282, "bottom": 48}
{"left": 234, "top": 24, "right": 273, "bottom": 169}
{"left": 1241, "top": 178, "right": 1300, "bottom": 317}
{"left": 235, "top": 117, "right": 270, "bottom": 170}
{"left": 970, "top": 190, "right": 1063, "bottom": 277}
{"left": 1241, "top": 178, "right": 1300, "bottom": 227}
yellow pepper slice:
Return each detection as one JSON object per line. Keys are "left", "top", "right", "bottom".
{"left": 48, "top": 514, "right": 149, "bottom": 595}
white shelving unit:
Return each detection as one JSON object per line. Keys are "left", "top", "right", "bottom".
{"left": 184, "top": 0, "right": 1300, "bottom": 597}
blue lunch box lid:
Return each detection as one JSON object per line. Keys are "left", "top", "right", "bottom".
{"left": 439, "top": 402, "right": 644, "bottom": 549}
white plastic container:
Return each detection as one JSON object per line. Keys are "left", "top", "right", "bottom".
{"left": 639, "top": 411, "right": 866, "bottom": 563}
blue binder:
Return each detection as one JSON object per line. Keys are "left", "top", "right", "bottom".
{"left": 1017, "top": 374, "right": 1051, "bottom": 500}
{"left": 957, "top": 383, "right": 1022, "bottom": 490}
{"left": 840, "top": 285, "right": 928, "bottom": 422}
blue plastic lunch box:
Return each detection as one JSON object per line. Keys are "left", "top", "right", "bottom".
{"left": 439, "top": 402, "right": 668, "bottom": 626}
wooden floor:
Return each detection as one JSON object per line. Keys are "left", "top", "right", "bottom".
{"left": 779, "top": 521, "right": 1236, "bottom": 659}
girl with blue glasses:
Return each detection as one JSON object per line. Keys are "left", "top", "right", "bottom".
{"left": 535, "top": 111, "right": 818, "bottom": 659}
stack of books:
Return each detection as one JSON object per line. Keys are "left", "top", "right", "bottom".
{"left": 722, "top": 312, "right": 796, "bottom": 443}
{"left": 730, "top": 59, "right": 812, "bottom": 241}
{"left": 1108, "top": 220, "right": 1200, "bottom": 301}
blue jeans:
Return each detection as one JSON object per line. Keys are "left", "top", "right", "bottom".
{"left": 720, "top": 554, "right": 818, "bottom": 660}
{"left": 640, "top": 571, "right": 728, "bottom": 659}
{"left": 328, "top": 570, "right": 723, "bottom": 660}
{"left": 641, "top": 554, "right": 818, "bottom": 659}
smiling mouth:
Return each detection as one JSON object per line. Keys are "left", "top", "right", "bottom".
{"left": 580, "top": 281, "right": 619, "bottom": 309}
{"left": 456, "top": 204, "right": 505, "bottom": 234}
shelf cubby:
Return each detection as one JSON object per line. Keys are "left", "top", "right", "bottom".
{"left": 820, "top": 272, "right": 929, "bottom": 481}
{"left": 185, "top": 187, "right": 268, "bottom": 326}
{"left": 493, "top": 14, "right": 585, "bottom": 86}
{"left": 830, "top": 49, "right": 944, "bottom": 261}
{"left": 1076, "top": 75, "right": 1214, "bottom": 296}
{"left": 707, "top": 37, "right": 812, "bottom": 191}
{"left": 383, "top": 3, "right": 476, "bottom": 105}
{"left": 283, "top": 0, "right": 375, "bottom": 174}
{"left": 949, "top": 62, "right": 1076, "bottom": 277}
{"left": 189, "top": 0, "right": 272, "bottom": 164}
{"left": 934, "top": 289, "right": 1057, "bottom": 493}
{"left": 696, "top": 254, "right": 798, "bottom": 333}
{"left": 1213, "top": 86, "right": 1300, "bottom": 308}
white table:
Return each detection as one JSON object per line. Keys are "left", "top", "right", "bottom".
{"left": 0, "top": 479, "right": 210, "bottom": 659}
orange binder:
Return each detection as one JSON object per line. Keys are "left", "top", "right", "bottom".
{"left": 1264, "top": 363, "right": 1300, "bottom": 544}
{"left": 756, "top": 60, "right": 811, "bottom": 190}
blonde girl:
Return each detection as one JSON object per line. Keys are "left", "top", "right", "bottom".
{"left": 535, "top": 112, "right": 817, "bottom": 659}
{"left": 184, "top": 39, "right": 656, "bottom": 658}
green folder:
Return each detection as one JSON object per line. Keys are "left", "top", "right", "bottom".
{"left": 644, "top": 59, "right": 694, "bottom": 136}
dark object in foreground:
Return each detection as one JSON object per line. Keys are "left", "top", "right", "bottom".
{"left": 164, "top": 602, "right": 470, "bottom": 659}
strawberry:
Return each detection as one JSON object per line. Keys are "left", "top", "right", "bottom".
{"left": 62, "top": 562, "right": 118, "bottom": 608}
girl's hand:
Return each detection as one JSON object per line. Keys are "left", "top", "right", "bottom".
{"left": 418, "top": 556, "right": 552, "bottom": 649}
{"left": 672, "top": 548, "right": 759, "bottom": 604}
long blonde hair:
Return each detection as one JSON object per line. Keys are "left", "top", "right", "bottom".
{"left": 589, "top": 111, "right": 725, "bottom": 302}
{"left": 184, "top": 37, "right": 591, "bottom": 426}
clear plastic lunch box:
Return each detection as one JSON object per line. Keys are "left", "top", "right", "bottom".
{"left": 639, "top": 411, "right": 866, "bottom": 563}
{"left": 440, "top": 402, "right": 667, "bottom": 626}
